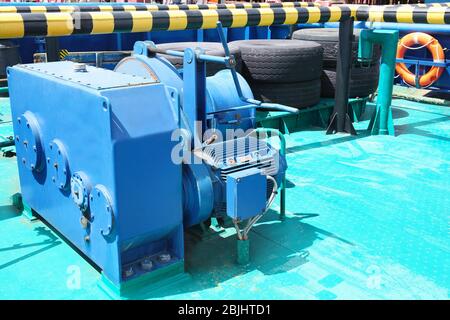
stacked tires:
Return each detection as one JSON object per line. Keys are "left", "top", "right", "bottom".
{"left": 229, "top": 40, "right": 323, "bottom": 109}
{"left": 292, "top": 28, "right": 381, "bottom": 98}
{"left": 155, "top": 42, "right": 242, "bottom": 76}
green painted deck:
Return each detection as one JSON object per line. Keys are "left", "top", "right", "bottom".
{"left": 0, "top": 95, "right": 449, "bottom": 300}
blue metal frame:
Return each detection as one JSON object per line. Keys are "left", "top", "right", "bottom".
{"left": 396, "top": 57, "right": 450, "bottom": 91}
{"left": 396, "top": 58, "right": 449, "bottom": 68}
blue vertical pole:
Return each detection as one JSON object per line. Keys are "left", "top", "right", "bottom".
{"left": 183, "top": 48, "right": 206, "bottom": 146}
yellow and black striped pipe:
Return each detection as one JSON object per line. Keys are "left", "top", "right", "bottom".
{"left": 0, "top": 5, "right": 448, "bottom": 39}
{"left": 345, "top": 3, "right": 450, "bottom": 9}
{"left": 411, "top": 3, "right": 450, "bottom": 7}
{"left": 0, "top": 2, "right": 318, "bottom": 14}
{"left": 343, "top": 4, "right": 450, "bottom": 24}
{"left": 358, "top": 3, "right": 450, "bottom": 7}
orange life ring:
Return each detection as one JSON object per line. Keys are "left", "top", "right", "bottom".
{"left": 396, "top": 32, "right": 445, "bottom": 87}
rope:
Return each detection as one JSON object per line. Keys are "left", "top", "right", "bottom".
{"left": 400, "top": 39, "right": 434, "bottom": 51}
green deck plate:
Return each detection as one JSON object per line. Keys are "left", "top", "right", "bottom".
{"left": 256, "top": 98, "right": 369, "bottom": 132}
{"left": 392, "top": 86, "right": 450, "bottom": 106}
{"left": 0, "top": 94, "right": 449, "bottom": 299}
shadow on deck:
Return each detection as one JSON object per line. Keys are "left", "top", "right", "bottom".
{"left": 126, "top": 210, "right": 354, "bottom": 299}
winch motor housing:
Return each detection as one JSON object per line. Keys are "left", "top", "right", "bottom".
{"left": 7, "top": 41, "right": 288, "bottom": 288}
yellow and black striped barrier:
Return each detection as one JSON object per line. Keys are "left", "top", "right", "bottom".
{"left": 0, "top": 2, "right": 318, "bottom": 14}
{"left": 354, "top": 3, "right": 450, "bottom": 7}
{"left": 0, "top": 5, "right": 448, "bottom": 39}
{"left": 343, "top": 4, "right": 450, "bottom": 24}
{"left": 411, "top": 3, "right": 450, "bottom": 7}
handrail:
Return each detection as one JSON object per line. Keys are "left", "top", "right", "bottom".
{"left": 252, "top": 128, "right": 287, "bottom": 220}
{"left": 0, "top": 2, "right": 318, "bottom": 14}
{"left": 0, "top": 5, "right": 448, "bottom": 39}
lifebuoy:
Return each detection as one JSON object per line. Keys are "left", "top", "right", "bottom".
{"left": 396, "top": 32, "right": 445, "bottom": 87}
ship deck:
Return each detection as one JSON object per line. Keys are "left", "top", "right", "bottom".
{"left": 0, "top": 94, "right": 449, "bottom": 299}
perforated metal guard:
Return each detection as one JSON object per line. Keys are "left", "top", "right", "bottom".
{"left": 202, "top": 135, "right": 279, "bottom": 181}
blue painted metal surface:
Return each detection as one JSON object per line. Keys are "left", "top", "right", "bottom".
{"left": 6, "top": 38, "right": 287, "bottom": 291}
{"left": 115, "top": 40, "right": 286, "bottom": 227}
{"left": 7, "top": 61, "right": 184, "bottom": 286}
{"left": 116, "top": 41, "right": 256, "bottom": 136}
{"left": 227, "top": 168, "right": 267, "bottom": 220}
{"left": 206, "top": 70, "right": 255, "bottom": 133}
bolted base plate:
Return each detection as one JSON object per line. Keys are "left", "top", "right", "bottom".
{"left": 98, "top": 261, "right": 190, "bottom": 300}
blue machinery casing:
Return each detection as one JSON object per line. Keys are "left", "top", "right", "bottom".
{"left": 8, "top": 61, "right": 184, "bottom": 287}
{"left": 7, "top": 38, "right": 288, "bottom": 292}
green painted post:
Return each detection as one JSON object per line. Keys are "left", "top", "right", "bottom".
{"left": 359, "top": 29, "right": 399, "bottom": 136}
{"left": 237, "top": 239, "right": 250, "bottom": 265}
{"left": 11, "top": 192, "right": 36, "bottom": 220}
{"left": 11, "top": 192, "right": 23, "bottom": 211}
{"left": 279, "top": 133, "right": 286, "bottom": 221}
{"left": 279, "top": 177, "right": 286, "bottom": 221}
{"left": 21, "top": 202, "right": 36, "bottom": 221}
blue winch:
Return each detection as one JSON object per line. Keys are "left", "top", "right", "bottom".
{"left": 7, "top": 24, "right": 296, "bottom": 291}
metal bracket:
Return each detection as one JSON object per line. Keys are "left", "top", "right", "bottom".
{"left": 90, "top": 185, "right": 114, "bottom": 237}
{"left": 48, "top": 139, "right": 70, "bottom": 190}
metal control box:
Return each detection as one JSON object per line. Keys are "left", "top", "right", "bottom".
{"left": 226, "top": 168, "right": 267, "bottom": 220}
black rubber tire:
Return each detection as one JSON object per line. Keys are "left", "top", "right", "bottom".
{"left": 321, "top": 63, "right": 380, "bottom": 98}
{"left": 230, "top": 39, "right": 323, "bottom": 83}
{"left": 251, "top": 79, "right": 321, "bottom": 109}
{"left": 292, "top": 28, "right": 381, "bottom": 68}
{"left": 156, "top": 42, "right": 242, "bottom": 76}
{"left": 0, "top": 41, "right": 20, "bottom": 78}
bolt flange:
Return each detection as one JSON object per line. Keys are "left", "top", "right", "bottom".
{"left": 140, "top": 258, "right": 153, "bottom": 271}
{"left": 158, "top": 253, "right": 171, "bottom": 263}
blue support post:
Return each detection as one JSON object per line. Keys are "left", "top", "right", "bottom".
{"left": 116, "top": 33, "right": 123, "bottom": 51}
{"left": 196, "top": 29, "right": 204, "bottom": 42}
{"left": 45, "top": 37, "right": 60, "bottom": 62}
{"left": 183, "top": 48, "right": 207, "bottom": 145}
